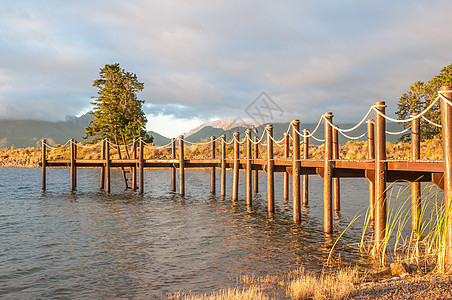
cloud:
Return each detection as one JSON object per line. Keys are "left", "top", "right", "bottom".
{"left": 1, "top": 0, "right": 452, "bottom": 137}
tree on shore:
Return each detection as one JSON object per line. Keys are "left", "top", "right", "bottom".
{"left": 396, "top": 63, "right": 452, "bottom": 141}
{"left": 84, "top": 63, "right": 153, "bottom": 144}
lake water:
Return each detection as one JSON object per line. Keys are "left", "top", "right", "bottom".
{"left": 0, "top": 167, "right": 437, "bottom": 298}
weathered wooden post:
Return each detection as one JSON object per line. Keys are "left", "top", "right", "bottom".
{"left": 100, "top": 139, "right": 105, "bottom": 190}
{"left": 374, "top": 101, "right": 387, "bottom": 250}
{"left": 132, "top": 139, "right": 137, "bottom": 190}
{"left": 171, "top": 138, "right": 176, "bottom": 192}
{"left": 267, "top": 125, "right": 275, "bottom": 213}
{"left": 42, "top": 139, "right": 46, "bottom": 191}
{"left": 74, "top": 140, "right": 78, "bottom": 188}
{"left": 178, "top": 135, "right": 185, "bottom": 196}
{"left": 283, "top": 132, "right": 289, "bottom": 202}
{"left": 324, "top": 113, "right": 334, "bottom": 233}
{"left": 292, "top": 120, "right": 301, "bottom": 222}
{"left": 138, "top": 138, "right": 144, "bottom": 194}
{"left": 333, "top": 126, "right": 340, "bottom": 211}
{"left": 105, "top": 139, "right": 111, "bottom": 194}
{"left": 221, "top": 134, "right": 226, "bottom": 197}
{"left": 302, "top": 129, "right": 309, "bottom": 206}
{"left": 411, "top": 113, "right": 421, "bottom": 232}
{"left": 70, "top": 139, "right": 76, "bottom": 191}
{"left": 440, "top": 86, "right": 452, "bottom": 268}
{"left": 246, "top": 129, "right": 252, "bottom": 205}
{"left": 367, "top": 120, "right": 375, "bottom": 221}
{"left": 254, "top": 136, "right": 259, "bottom": 193}
{"left": 211, "top": 136, "right": 216, "bottom": 194}
{"left": 232, "top": 132, "right": 240, "bottom": 201}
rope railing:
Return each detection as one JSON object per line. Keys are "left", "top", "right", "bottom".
{"left": 386, "top": 126, "right": 412, "bottom": 135}
{"left": 421, "top": 116, "right": 442, "bottom": 128}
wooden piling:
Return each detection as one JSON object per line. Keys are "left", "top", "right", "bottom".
{"left": 221, "top": 134, "right": 226, "bottom": 197}
{"left": 367, "top": 120, "right": 375, "bottom": 221}
{"left": 292, "top": 120, "right": 301, "bottom": 222}
{"left": 332, "top": 126, "right": 340, "bottom": 211}
{"left": 211, "top": 136, "right": 216, "bottom": 194}
{"left": 323, "top": 113, "right": 334, "bottom": 233}
{"left": 70, "top": 139, "right": 76, "bottom": 191}
{"left": 246, "top": 129, "right": 252, "bottom": 205}
{"left": 302, "top": 129, "right": 309, "bottom": 206}
{"left": 132, "top": 139, "right": 137, "bottom": 190}
{"left": 171, "top": 138, "right": 176, "bottom": 192}
{"left": 283, "top": 132, "right": 289, "bottom": 202}
{"left": 440, "top": 86, "right": 452, "bottom": 268}
{"left": 178, "top": 135, "right": 185, "bottom": 196}
{"left": 105, "top": 139, "right": 111, "bottom": 194}
{"left": 139, "top": 138, "right": 144, "bottom": 194}
{"left": 232, "top": 132, "right": 240, "bottom": 201}
{"left": 374, "top": 101, "right": 387, "bottom": 249}
{"left": 411, "top": 113, "right": 421, "bottom": 232}
{"left": 254, "top": 136, "right": 259, "bottom": 193}
{"left": 267, "top": 125, "right": 275, "bottom": 213}
{"left": 42, "top": 139, "right": 46, "bottom": 191}
{"left": 100, "top": 139, "right": 105, "bottom": 190}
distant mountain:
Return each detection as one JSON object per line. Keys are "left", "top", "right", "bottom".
{"left": 184, "top": 120, "right": 248, "bottom": 138}
{"left": 148, "top": 131, "right": 171, "bottom": 146}
{"left": 182, "top": 120, "right": 405, "bottom": 145}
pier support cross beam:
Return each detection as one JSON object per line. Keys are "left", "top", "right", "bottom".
{"left": 323, "top": 113, "right": 334, "bottom": 234}
{"left": 292, "top": 120, "right": 301, "bottom": 222}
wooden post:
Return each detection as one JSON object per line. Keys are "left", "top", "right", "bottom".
{"left": 333, "top": 126, "right": 340, "bottom": 211}
{"left": 74, "top": 140, "right": 77, "bottom": 188}
{"left": 221, "top": 134, "right": 226, "bottom": 198}
{"left": 42, "top": 139, "right": 46, "bottom": 191}
{"left": 100, "top": 139, "right": 105, "bottom": 190}
{"left": 267, "top": 125, "right": 275, "bottom": 213}
{"left": 171, "top": 138, "right": 176, "bottom": 192}
{"left": 283, "top": 132, "right": 289, "bottom": 202}
{"left": 374, "top": 101, "right": 387, "bottom": 250}
{"left": 367, "top": 120, "right": 375, "bottom": 221}
{"left": 132, "top": 139, "right": 137, "bottom": 190}
{"left": 70, "top": 139, "right": 76, "bottom": 191}
{"left": 302, "top": 129, "right": 309, "bottom": 206}
{"left": 440, "top": 86, "right": 452, "bottom": 268}
{"left": 411, "top": 113, "right": 421, "bottom": 232}
{"left": 139, "top": 138, "right": 144, "bottom": 194}
{"left": 211, "top": 136, "right": 216, "bottom": 194}
{"left": 254, "top": 136, "right": 259, "bottom": 193}
{"left": 246, "top": 129, "right": 252, "bottom": 205}
{"left": 292, "top": 120, "right": 301, "bottom": 222}
{"left": 232, "top": 132, "right": 240, "bottom": 201}
{"left": 105, "top": 139, "right": 111, "bottom": 194}
{"left": 323, "top": 112, "right": 334, "bottom": 234}
{"left": 178, "top": 135, "right": 185, "bottom": 196}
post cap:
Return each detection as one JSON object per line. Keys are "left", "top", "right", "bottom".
{"left": 233, "top": 132, "right": 240, "bottom": 137}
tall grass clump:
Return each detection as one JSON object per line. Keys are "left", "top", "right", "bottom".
{"left": 358, "top": 181, "right": 450, "bottom": 272}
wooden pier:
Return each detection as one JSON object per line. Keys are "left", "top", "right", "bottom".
{"left": 41, "top": 86, "right": 452, "bottom": 267}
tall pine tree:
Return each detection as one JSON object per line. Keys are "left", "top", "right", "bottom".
{"left": 84, "top": 63, "right": 153, "bottom": 144}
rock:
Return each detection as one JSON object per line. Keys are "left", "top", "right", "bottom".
{"left": 390, "top": 262, "right": 418, "bottom": 276}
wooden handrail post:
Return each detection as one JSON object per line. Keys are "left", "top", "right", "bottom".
{"left": 267, "top": 125, "right": 275, "bottom": 213}
{"left": 302, "top": 129, "right": 309, "bottom": 206}
{"left": 105, "top": 139, "right": 111, "bottom": 194}
{"left": 367, "top": 120, "right": 375, "bottom": 221}
{"left": 232, "top": 132, "right": 240, "bottom": 201}
{"left": 292, "top": 120, "right": 301, "bottom": 222}
{"left": 253, "top": 136, "right": 259, "bottom": 193}
{"left": 178, "top": 135, "right": 185, "bottom": 196}
{"left": 171, "top": 138, "right": 176, "bottom": 192}
{"left": 139, "top": 138, "right": 144, "bottom": 194}
{"left": 332, "top": 126, "right": 340, "bottom": 211}
{"left": 100, "top": 139, "right": 105, "bottom": 190}
{"left": 221, "top": 134, "right": 226, "bottom": 198}
{"left": 132, "top": 139, "right": 137, "bottom": 190}
{"left": 246, "top": 129, "right": 252, "bottom": 205}
{"left": 74, "top": 140, "right": 77, "bottom": 188}
{"left": 42, "top": 139, "right": 46, "bottom": 191}
{"left": 70, "top": 139, "right": 76, "bottom": 191}
{"left": 374, "top": 101, "right": 387, "bottom": 251}
{"left": 323, "top": 113, "right": 334, "bottom": 234}
{"left": 411, "top": 113, "right": 421, "bottom": 232}
{"left": 211, "top": 136, "right": 216, "bottom": 194}
{"left": 440, "top": 86, "right": 452, "bottom": 269}
{"left": 283, "top": 132, "right": 289, "bottom": 202}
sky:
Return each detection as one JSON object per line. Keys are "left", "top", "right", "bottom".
{"left": 1, "top": 0, "right": 452, "bottom": 138}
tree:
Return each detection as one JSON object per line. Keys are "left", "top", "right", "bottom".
{"left": 396, "top": 63, "right": 452, "bottom": 141}
{"left": 84, "top": 63, "right": 153, "bottom": 144}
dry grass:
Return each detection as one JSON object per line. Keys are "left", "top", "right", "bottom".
{"left": 168, "top": 287, "right": 269, "bottom": 300}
